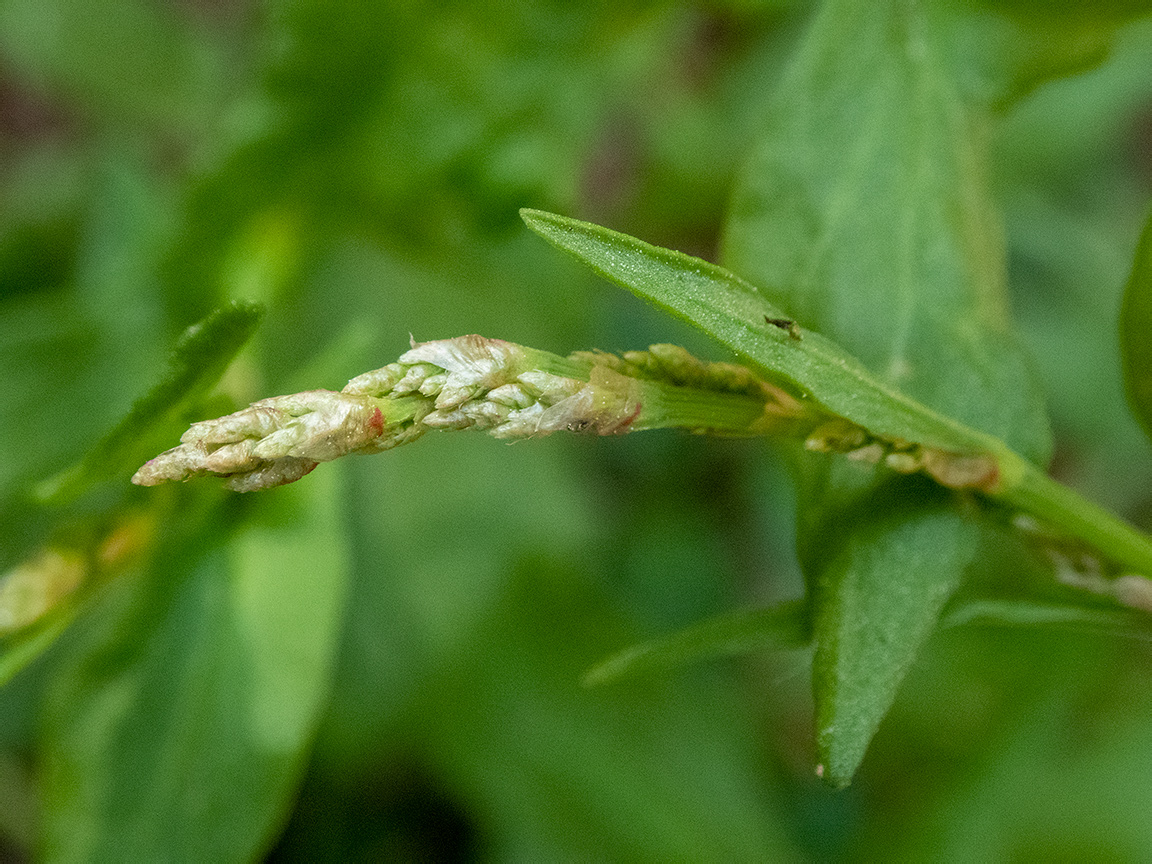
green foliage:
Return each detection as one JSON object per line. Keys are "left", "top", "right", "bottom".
{"left": 521, "top": 199, "right": 1152, "bottom": 783}
{"left": 809, "top": 481, "right": 979, "bottom": 785}
{"left": 1121, "top": 208, "right": 1152, "bottom": 442}
{"left": 1, "top": 302, "right": 261, "bottom": 688}
{"left": 723, "top": 0, "right": 1053, "bottom": 786}
{"left": 522, "top": 208, "right": 1014, "bottom": 456}
{"left": 724, "top": 0, "right": 1052, "bottom": 460}
{"left": 584, "top": 598, "right": 810, "bottom": 686}
{"left": 37, "top": 301, "right": 263, "bottom": 503}
{"left": 2, "top": 0, "right": 1152, "bottom": 860}
{"left": 40, "top": 472, "right": 348, "bottom": 862}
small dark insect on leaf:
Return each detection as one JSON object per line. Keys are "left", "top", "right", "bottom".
{"left": 765, "top": 315, "right": 802, "bottom": 341}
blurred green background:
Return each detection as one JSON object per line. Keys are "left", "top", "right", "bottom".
{"left": 2, "top": 0, "right": 1152, "bottom": 860}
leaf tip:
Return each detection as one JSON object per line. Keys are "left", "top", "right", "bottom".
{"left": 815, "top": 726, "right": 863, "bottom": 788}
{"left": 519, "top": 207, "right": 566, "bottom": 236}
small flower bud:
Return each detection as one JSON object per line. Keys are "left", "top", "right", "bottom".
{"left": 343, "top": 364, "right": 404, "bottom": 397}
{"left": 885, "top": 451, "right": 921, "bottom": 474}
{"left": 225, "top": 457, "right": 318, "bottom": 492}
{"left": 487, "top": 383, "right": 535, "bottom": 409}
{"left": 392, "top": 363, "right": 441, "bottom": 395}
{"left": 133, "top": 390, "right": 389, "bottom": 491}
{"left": 419, "top": 373, "right": 448, "bottom": 398}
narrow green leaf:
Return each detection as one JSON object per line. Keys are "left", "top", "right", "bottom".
{"left": 1120, "top": 207, "right": 1152, "bottom": 444}
{"left": 36, "top": 301, "right": 263, "bottom": 503}
{"left": 942, "top": 597, "right": 1152, "bottom": 640}
{"left": 514, "top": 212, "right": 1152, "bottom": 581}
{"left": 583, "top": 599, "right": 810, "bottom": 687}
{"left": 811, "top": 480, "right": 980, "bottom": 787}
{"left": 39, "top": 468, "right": 348, "bottom": 862}
{"left": 520, "top": 208, "right": 1007, "bottom": 461}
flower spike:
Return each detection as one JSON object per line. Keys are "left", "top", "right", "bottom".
{"left": 132, "top": 335, "right": 827, "bottom": 492}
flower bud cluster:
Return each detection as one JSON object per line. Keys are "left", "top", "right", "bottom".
{"left": 347, "top": 335, "right": 642, "bottom": 438}
{"left": 572, "top": 343, "right": 805, "bottom": 420}
{"left": 132, "top": 390, "right": 394, "bottom": 492}
{"left": 133, "top": 336, "right": 646, "bottom": 492}
{"left": 131, "top": 334, "right": 1003, "bottom": 494}
{"left": 803, "top": 418, "right": 999, "bottom": 492}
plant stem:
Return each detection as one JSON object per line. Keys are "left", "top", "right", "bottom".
{"left": 633, "top": 381, "right": 811, "bottom": 436}
{"left": 997, "top": 450, "right": 1152, "bottom": 576}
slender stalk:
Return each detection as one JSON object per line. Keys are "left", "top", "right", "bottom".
{"left": 634, "top": 382, "right": 768, "bottom": 432}
{"left": 998, "top": 451, "right": 1152, "bottom": 577}
{"left": 633, "top": 381, "right": 815, "bottom": 437}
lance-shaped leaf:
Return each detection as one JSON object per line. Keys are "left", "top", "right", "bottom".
{"left": 721, "top": 4, "right": 1050, "bottom": 464}
{"left": 515, "top": 213, "right": 1152, "bottom": 583}
{"left": 941, "top": 597, "right": 1152, "bottom": 641}
{"left": 520, "top": 209, "right": 1013, "bottom": 473}
{"left": 36, "top": 301, "right": 264, "bottom": 503}
{"left": 1, "top": 303, "right": 263, "bottom": 685}
{"left": 525, "top": 0, "right": 1054, "bottom": 787}
{"left": 583, "top": 598, "right": 810, "bottom": 686}
{"left": 810, "top": 478, "right": 980, "bottom": 785}
{"left": 1120, "top": 207, "right": 1152, "bottom": 444}
{"left": 522, "top": 203, "right": 1006, "bottom": 786}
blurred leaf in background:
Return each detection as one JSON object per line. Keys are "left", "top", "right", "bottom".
{"left": 1, "top": 0, "right": 1151, "bottom": 861}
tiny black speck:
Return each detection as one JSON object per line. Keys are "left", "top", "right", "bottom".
{"left": 765, "top": 316, "right": 802, "bottom": 341}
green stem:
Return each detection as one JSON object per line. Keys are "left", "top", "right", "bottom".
{"left": 472, "top": 343, "right": 1152, "bottom": 580}
{"left": 622, "top": 370, "right": 1152, "bottom": 578}
{"left": 638, "top": 382, "right": 765, "bottom": 431}
{"left": 633, "top": 381, "right": 807, "bottom": 435}
{"left": 998, "top": 451, "right": 1152, "bottom": 576}
{"left": 524, "top": 343, "right": 1152, "bottom": 580}
{"left": 518, "top": 346, "right": 819, "bottom": 436}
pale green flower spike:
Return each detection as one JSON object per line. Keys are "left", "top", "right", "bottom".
{"left": 135, "top": 334, "right": 1003, "bottom": 495}
{"left": 133, "top": 335, "right": 822, "bottom": 492}
{"left": 131, "top": 334, "right": 1006, "bottom": 493}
